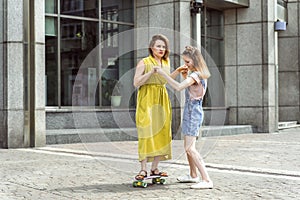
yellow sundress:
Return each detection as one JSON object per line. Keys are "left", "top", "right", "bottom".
{"left": 136, "top": 55, "right": 172, "bottom": 162}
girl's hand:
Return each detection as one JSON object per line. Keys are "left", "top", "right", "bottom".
{"left": 176, "top": 65, "right": 188, "bottom": 72}
{"left": 181, "top": 70, "right": 188, "bottom": 79}
{"left": 176, "top": 65, "right": 188, "bottom": 78}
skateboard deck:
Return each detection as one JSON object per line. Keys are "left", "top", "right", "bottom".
{"left": 133, "top": 175, "right": 167, "bottom": 188}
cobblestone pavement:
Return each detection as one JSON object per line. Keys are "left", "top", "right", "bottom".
{"left": 1, "top": 128, "right": 300, "bottom": 199}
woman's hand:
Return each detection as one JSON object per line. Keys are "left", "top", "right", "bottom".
{"left": 176, "top": 65, "right": 188, "bottom": 78}
{"left": 176, "top": 65, "right": 188, "bottom": 73}
{"left": 153, "top": 66, "right": 162, "bottom": 74}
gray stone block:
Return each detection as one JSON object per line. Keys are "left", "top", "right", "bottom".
{"left": 278, "top": 71, "right": 300, "bottom": 106}
{"left": 237, "top": 24, "right": 262, "bottom": 65}
{"left": 149, "top": 0, "right": 173, "bottom": 5}
{"left": 35, "top": 44, "right": 46, "bottom": 109}
{"left": 225, "top": 66, "right": 237, "bottom": 107}
{"left": 238, "top": 107, "right": 263, "bottom": 132}
{"left": 7, "top": 43, "right": 24, "bottom": 110}
{"left": 280, "top": 3, "right": 298, "bottom": 37}
{"left": 224, "top": 9, "right": 236, "bottom": 25}
{"left": 149, "top": 3, "right": 174, "bottom": 28}
{"left": 6, "top": 0, "right": 23, "bottom": 42}
{"left": 278, "top": 37, "right": 299, "bottom": 72}
{"left": 34, "top": 110, "right": 46, "bottom": 147}
{"left": 136, "top": 7, "right": 149, "bottom": 28}
{"left": 35, "top": 0, "right": 45, "bottom": 43}
{"left": 201, "top": 125, "right": 255, "bottom": 137}
{"left": 238, "top": 66, "right": 263, "bottom": 107}
{"left": 237, "top": 0, "right": 261, "bottom": 23}
{"left": 46, "top": 110, "right": 137, "bottom": 129}
{"left": 224, "top": 25, "right": 237, "bottom": 66}
{"left": 0, "top": 44, "right": 3, "bottom": 109}
{"left": 136, "top": 0, "right": 149, "bottom": 8}
{"left": 7, "top": 110, "right": 28, "bottom": 148}
{"left": 279, "top": 106, "right": 300, "bottom": 122}
{"left": 46, "top": 128, "right": 138, "bottom": 144}
{"left": 228, "top": 107, "right": 238, "bottom": 125}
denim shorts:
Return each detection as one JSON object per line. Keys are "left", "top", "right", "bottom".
{"left": 182, "top": 99, "right": 204, "bottom": 137}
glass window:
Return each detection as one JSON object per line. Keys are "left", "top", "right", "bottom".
{"left": 201, "top": 8, "right": 224, "bottom": 107}
{"left": 60, "top": 0, "right": 99, "bottom": 18}
{"left": 45, "top": 0, "right": 57, "bottom": 14}
{"left": 102, "top": 0, "right": 133, "bottom": 23}
{"left": 45, "top": 17, "right": 57, "bottom": 36}
{"left": 100, "top": 1, "right": 134, "bottom": 107}
{"left": 60, "top": 18, "right": 99, "bottom": 106}
{"left": 101, "top": 23, "right": 134, "bottom": 106}
{"left": 45, "top": 0, "right": 134, "bottom": 108}
{"left": 201, "top": 8, "right": 224, "bottom": 67}
{"left": 46, "top": 18, "right": 58, "bottom": 106}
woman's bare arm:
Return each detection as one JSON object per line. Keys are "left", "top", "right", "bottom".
{"left": 133, "top": 60, "right": 155, "bottom": 87}
{"left": 155, "top": 67, "right": 194, "bottom": 91}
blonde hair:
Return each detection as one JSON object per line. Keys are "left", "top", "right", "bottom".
{"left": 182, "top": 45, "right": 211, "bottom": 79}
{"left": 148, "top": 34, "right": 170, "bottom": 60}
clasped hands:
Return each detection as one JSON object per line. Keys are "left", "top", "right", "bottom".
{"left": 153, "top": 65, "right": 188, "bottom": 76}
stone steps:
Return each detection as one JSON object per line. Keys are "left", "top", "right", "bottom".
{"left": 46, "top": 125, "right": 255, "bottom": 144}
{"left": 278, "top": 121, "right": 300, "bottom": 130}
{"left": 201, "top": 125, "right": 255, "bottom": 137}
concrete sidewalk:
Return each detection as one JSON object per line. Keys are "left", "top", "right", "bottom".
{"left": 1, "top": 128, "right": 300, "bottom": 199}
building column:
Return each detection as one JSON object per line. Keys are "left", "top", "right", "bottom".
{"left": 278, "top": 1, "right": 300, "bottom": 123}
{"left": 136, "top": 0, "right": 193, "bottom": 139}
{"left": 0, "top": 0, "right": 46, "bottom": 148}
{"left": 225, "top": 0, "right": 278, "bottom": 132}
{"left": 261, "top": 0, "right": 279, "bottom": 132}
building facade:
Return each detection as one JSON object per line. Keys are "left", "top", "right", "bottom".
{"left": 0, "top": 0, "right": 299, "bottom": 148}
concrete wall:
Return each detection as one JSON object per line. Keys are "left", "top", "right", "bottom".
{"left": 278, "top": 0, "right": 300, "bottom": 123}
{"left": 224, "top": 0, "right": 278, "bottom": 132}
{"left": 0, "top": 0, "right": 27, "bottom": 148}
{"left": 0, "top": 0, "right": 46, "bottom": 148}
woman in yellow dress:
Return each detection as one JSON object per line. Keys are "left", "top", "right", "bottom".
{"left": 133, "top": 34, "right": 187, "bottom": 179}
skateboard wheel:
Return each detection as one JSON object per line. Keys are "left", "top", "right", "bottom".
{"left": 152, "top": 178, "right": 159, "bottom": 184}
{"left": 142, "top": 182, "right": 148, "bottom": 188}
{"left": 160, "top": 179, "right": 166, "bottom": 184}
{"left": 133, "top": 182, "right": 137, "bottom": 187}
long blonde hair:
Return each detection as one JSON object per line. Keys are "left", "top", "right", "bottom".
{"left": 182, "top": 45, "right": 210, "bottom": 79}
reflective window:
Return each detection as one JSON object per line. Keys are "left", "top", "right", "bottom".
{"left": 45, "top": 0, "right": 134, "bottom": 107}
{"left": 102, "top": 0, "right": 133, "bottom": 23}
{"left": 60, "top": 19, "right": 99, "bottom": 106}
{"left": 201, "top": 8, "right": 224, "bottom": 67}
{"left": 45, "top": 0, "right": 57, "bottom": 14}
{"left": 60, "top": 0, "right": 99, "bottom": 18}
{"left": 101, "top": 22, "right": 134, "bottom": 106}
{"left": 46, "top": 17, "right": 58, "bottom": 106}
{"left": 100, "top": 0, "right": 134, "bottom": 107}
{"left": 201, "top": 8, "right": 224, "bottom": 107}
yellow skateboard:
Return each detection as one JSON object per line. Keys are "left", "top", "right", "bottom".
{"left": 133, "top": 175, "right": 167, "bottom": 188}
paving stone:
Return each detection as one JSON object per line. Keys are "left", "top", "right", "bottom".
{"left": 0, "top": 128, "right": 299, "bottom": 199}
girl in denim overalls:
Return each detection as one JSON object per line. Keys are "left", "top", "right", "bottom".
{"left": 154, "top": 46, "right": 213, "bottom": 189}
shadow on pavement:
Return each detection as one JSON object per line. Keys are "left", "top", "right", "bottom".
{"left": 51, "top": 182, "right": 172, "bottom": 194}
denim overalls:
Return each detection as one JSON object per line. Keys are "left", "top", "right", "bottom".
{"left": 182, "top": 79, "right": 206, "bottom": 137}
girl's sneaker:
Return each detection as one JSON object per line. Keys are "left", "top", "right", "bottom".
{"left": 177, "top": 175, "right": 199, "bottom": 183}
{"left": 190, "top": 181, "right": 213, "bottom": 189}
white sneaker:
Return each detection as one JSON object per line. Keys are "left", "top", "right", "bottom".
{"left": 177, "top": 175, "right": 199, "bottom": 183}
{"left": 190, "top": 181, "right": 213, "bottom": 189}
